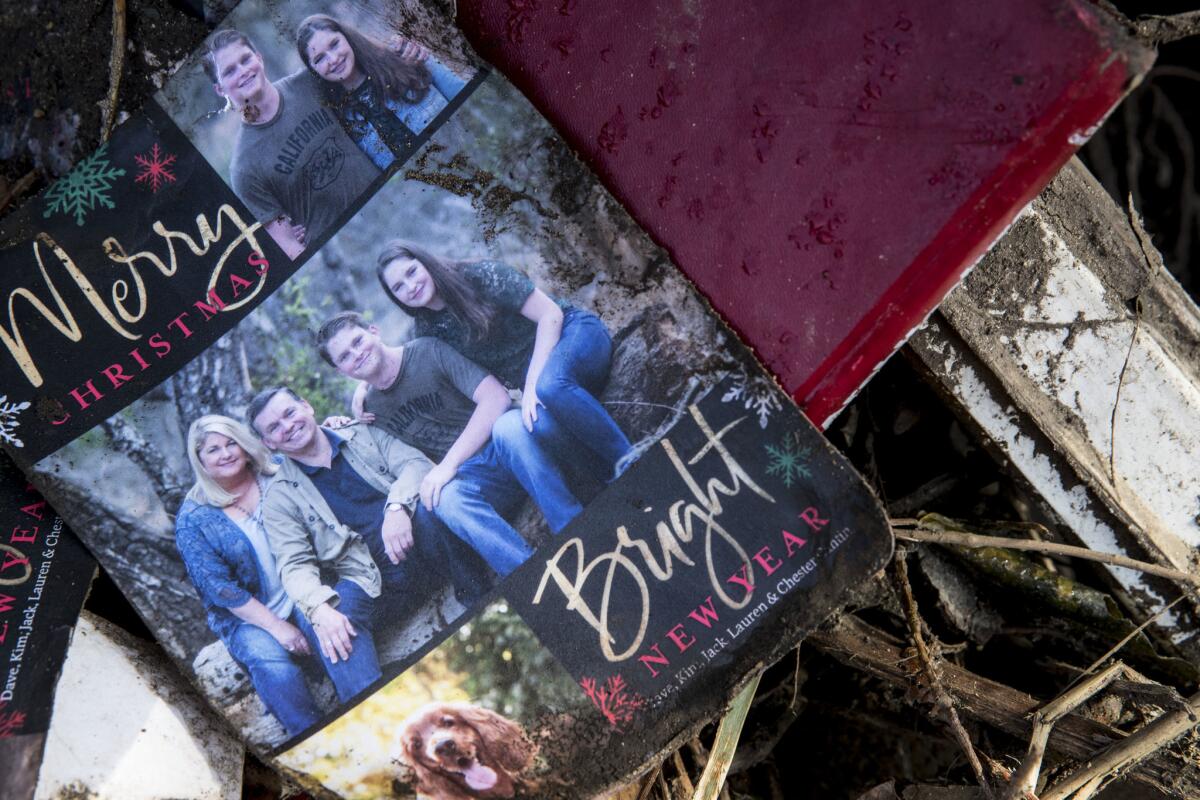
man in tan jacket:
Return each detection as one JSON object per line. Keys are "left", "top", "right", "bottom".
{"left": 249, "top": 386, "right": 481, "bottom": 673}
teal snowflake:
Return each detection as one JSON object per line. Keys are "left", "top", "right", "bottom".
{"left": 764, "top": 432, "right": 812, "bottom": 487}
{"left": 43, "top": 143, "right": 126, "bottom": 226}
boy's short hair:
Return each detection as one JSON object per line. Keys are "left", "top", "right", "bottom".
{"left": 203, "top": 29, "right": 258, "bottom": 84}
{"left": 316, "top": 311, "right": 371, "bottom": 367}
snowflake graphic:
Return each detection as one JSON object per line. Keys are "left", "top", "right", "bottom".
{"left": 0, "top": 396, "right": 31, "bottom": 449}
{"left": 133, "top": 143, "right": 178, "bottom": 193}
{"left": 0, "top": 704, "right": 26, "bottom": 738}
{"left": 764, "top": 431, "right": 813, "bottom": 487}
{"left": 43, "top": 143, "right": 126, "bottom": 226}
{"left": 722, "top": 366, "right": 783, "bottom": 428}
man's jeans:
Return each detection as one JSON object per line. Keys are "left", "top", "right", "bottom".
{"left": 225, "top": 578, "right": 380, "bottom": 737}
{"left": 434, "top": 409, "right": 582, "bottom": 576}
{"left": 531, "top": 308, "right": 633, "bottom": 479}
{"left": 366, "top": 504, "right": 495, "bottom": 608}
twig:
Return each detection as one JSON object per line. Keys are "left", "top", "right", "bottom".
{"left": 101, "top": 0, "right": 127, "bottom": 142}
{"left": 0, "top": 170, "right": 37, "bottom": 215}
{"left": 1063, "top": 591, "right": 1193, "bottom": 694}
{"left": 692, "top": 675, "right": 759, "bottom": 800}
{"left": 891, "top": 524, "right": 1200, "bottom": 588}
{"left": 1003, "top": 662, "right": 1133, "bottom": 800}
{"left": 637, "top": 763, "right": 663, "bottom": 800}
{"left": 1134, "top": 11, "right": 1200, "bottom": 46}
{"left": 894, "top": 552, "right": 993, "bottom": 797}
{"left": 656, "top": 766, "right": 671, "bottom": 799}
{"left": 810, "top": 615, "right": 1200, "bottom": 799}
{"left": 1042, "top": 687, "right": 1200, "bottom": 800}
{"left": 790, "top": 647, "right": 803, "bottom": 710}
{"left": 687, "top": 738, "right": 708, "bottom": 772}
{"left": 672, "top": 750, "right": 695, "bottom": 797}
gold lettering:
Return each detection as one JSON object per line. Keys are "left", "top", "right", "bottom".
{"left": 4, "top": 205, "right": 268, "bottom": 388}
{"left": 533, "top": 408, "right": 778, "bottom": 662}
{"left": 0, "top": 236, "right": 85, "bottom": 386}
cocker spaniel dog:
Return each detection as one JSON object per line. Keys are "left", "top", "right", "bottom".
{"left": 398, "top": 701, "right": 538, "bottom": 799}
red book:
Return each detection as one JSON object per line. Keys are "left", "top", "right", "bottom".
{"left": 459, "top": 0, "right": 1152, "bottom": 425}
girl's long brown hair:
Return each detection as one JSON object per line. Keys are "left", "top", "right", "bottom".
{"left": 297, "top": 14, "right": 432, "bottom": 105}
{"left": 376, "top": 240, "right": 497, "bottom": 342}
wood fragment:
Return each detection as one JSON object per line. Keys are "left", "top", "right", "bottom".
{"left": 892, "top": 523, "right": 1200, "bottom": 588}
{"left": 671, "top": 750, "right": 694, "bottom": 797}
{"left": 1042, "top": 687, "right": 1200, "bottom": 800}
{"left": 637, "top": 764, "right": 663, "bottom": 800}
{"left": 656, "top": 766, "right": 671, "bottom": 799}
{"left": 1134, "top": 11, "right": 1200, "bottom": 45}
{"left": 809, "top": 615, "right": 1200, "bottom": 800}
{"left": 0, "top": 170, "right": 37, "bottom": 215}
{"left": 101, "top": 0, "right": 127, "bottom": 142}
{"left": 894, "top": 553, "right": 993, "bottom": 797}
{"left": 692, "top": 676, "right": 759, "bottom": 800}
{"left": 1109, "top": 195, "right": 1161, "bottom": 499}
{"left": 1003, "top": 662, "right": 1135, "bottom": 800}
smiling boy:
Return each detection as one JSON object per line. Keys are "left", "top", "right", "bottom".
{"left": 316, "top": 311, "right": 583, "bottom": 577}
{"left": 202, "top": 29, "right": 381, "bottom": 258}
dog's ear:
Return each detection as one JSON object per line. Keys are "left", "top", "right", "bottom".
{"left": 458, "top": 705, "right": 536, "bottom": 773}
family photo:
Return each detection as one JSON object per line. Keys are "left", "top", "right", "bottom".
{"left": 33, "top": 2, "right": 744, "bottom": 754}
{"left": 159, "top": 0, "right": 477, "bottom": 258}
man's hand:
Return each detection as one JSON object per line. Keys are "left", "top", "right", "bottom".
{"left": 381, "top": 505, "right": 414, "bottom": 564}
{"left": 266, "top": 619, "right": 312, "bottom": 656}
{"left": 310, "top": 602, "right": 357, "bottom": 663}
{"left": 419, "top": 461, "right": 457, "bottom": 511}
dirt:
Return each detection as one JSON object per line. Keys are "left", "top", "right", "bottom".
{"left": 0, "top": 0, "right": 206, "bottom": 189}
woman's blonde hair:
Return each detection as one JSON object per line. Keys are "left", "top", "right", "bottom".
{"left": 186, "top": 415, "right": 278, "bottom": 508}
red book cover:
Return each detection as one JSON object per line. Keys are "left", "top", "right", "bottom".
{"left": 458, "top": 0, "right": 1153, "bottom": 424}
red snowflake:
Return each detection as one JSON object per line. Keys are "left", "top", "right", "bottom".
{"left": 133, "top": 143, "right": 177, "bottom": 193}
{"left": 580, "top": 674, "right": 645, "bottom": 731}
{"left": 0, "top": 703, "right": 26, "bottom": 738}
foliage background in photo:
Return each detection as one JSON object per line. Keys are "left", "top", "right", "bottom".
{"left": 279, "top": 600, "right": 586, "bottom": 799}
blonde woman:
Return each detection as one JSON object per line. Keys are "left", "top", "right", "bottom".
{"left": 175, "top": 415, "right": 377, "bottom": 737}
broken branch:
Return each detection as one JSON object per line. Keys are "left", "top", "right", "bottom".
{"left": 894, "top": 552, "right": 993, "bottom": 796}
{"left": 810, "top": 615, "right": 1200, "bottom": 800}
{"left": 101, "top": 0, "right": 127, "bottom": 142}
{"left": 1134, "top": 11, "right": 1200, "bottom": 46}
{"left": 891, "top": 523, "right": 1200, "bottom": 588}
{"left": 1042, "top": 687, "right": 1200, "bottom": 800}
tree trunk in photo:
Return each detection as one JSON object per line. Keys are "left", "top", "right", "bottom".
{"left": 101, "top": 415, "right": 190, "bottom": 514}
{"left": 168, "top": 328, "right": 254, "bottom": 445}
{"left": 34, "top": 471, "right": 212, "bottom": 664}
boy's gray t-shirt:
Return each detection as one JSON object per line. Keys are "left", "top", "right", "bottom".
{"left": 229, "top": 71, "right": 379, "bottom": 245}
{"left": 364, "top": 337, "right": 489, "bottom": 462}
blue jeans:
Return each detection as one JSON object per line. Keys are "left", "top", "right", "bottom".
{"left": 223, "top": 579, "right": 380, "bottom": 737}
{"left": 434, "top": 410, "right": 581, "bottom": 576}
{"left": 365, "top": 503, "right": 494, "bottom": 609}
{"left": 532, "top": 309, "right": 633, "bottom": 479}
